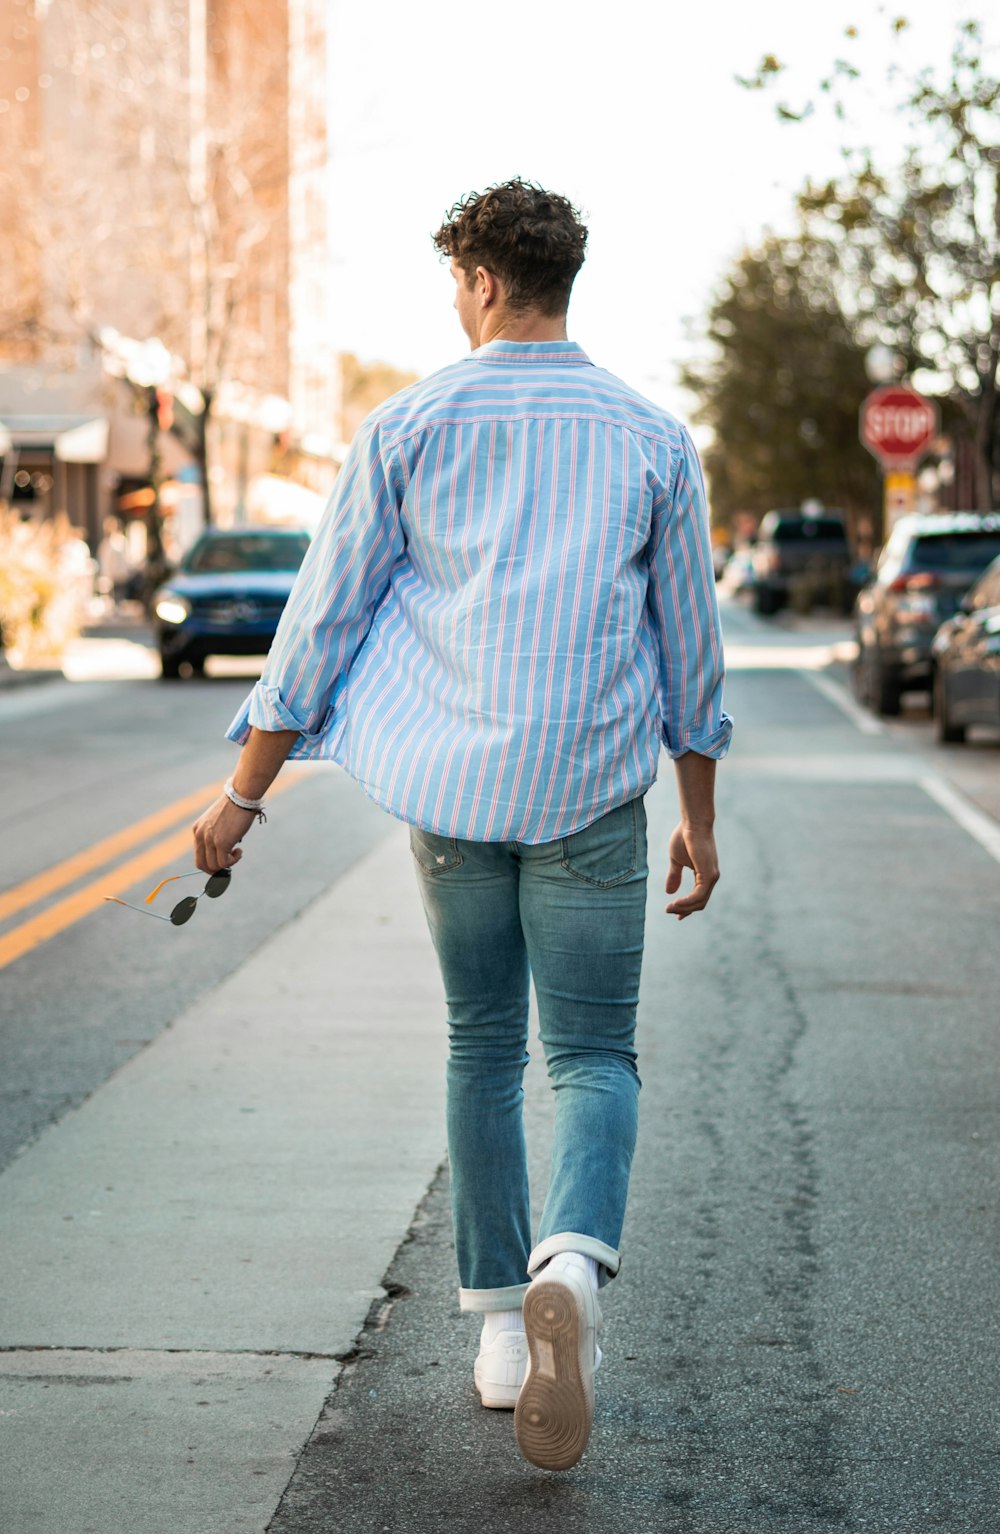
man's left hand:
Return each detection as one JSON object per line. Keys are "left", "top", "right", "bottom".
{"left": 664, "top": 822, "right": 720, "bottom": 920}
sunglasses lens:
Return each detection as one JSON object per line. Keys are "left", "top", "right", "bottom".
{"left": 205, "top": 870, "right": 231, "bottom": 899}
{"left": 170, "top": 896, "right": 198, "bottom": 926}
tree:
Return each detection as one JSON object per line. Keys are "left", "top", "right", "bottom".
{"left": 339, "top": 355, "right": 420, "bottom": 442}
{"left": 681, "top": 234, "right": 881, "bottom": 535}
{"left": 0, "top": 0, "right": 297, "bottom": 532}
{"left": 741, "top": 19, "right": 1000, "bottom": 509}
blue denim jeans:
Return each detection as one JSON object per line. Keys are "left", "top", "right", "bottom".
{"left": 409, "top": 797, "right": 648, "bottom": 1313}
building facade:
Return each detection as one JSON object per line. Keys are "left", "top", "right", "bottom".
{"left": 0, "top": 0, "right": 340, "bottom": 556}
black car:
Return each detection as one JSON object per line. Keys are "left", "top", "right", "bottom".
{"left": 930, "top": 553, "right": 1000, "bottom": 743}
{"left": 153, "top": 528, "right": 311, "bottom": 679}
{"left": 751, "top": 506, "right": 852, "bottom": 615}
{"left": 854, "top": 513, "right": 1000, "bottom": 715}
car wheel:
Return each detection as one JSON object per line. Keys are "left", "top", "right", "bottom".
{"left": 159, "top": 651, "right": 182, "bottom": 680}
{"left": 933, "top": 671, "right": 966, "bottom": 744}
{"left": 871, "top": 656, "right": 902, "bottom": 716}
{"left": 755, "top": 584, "right": 778, "bottom": 616}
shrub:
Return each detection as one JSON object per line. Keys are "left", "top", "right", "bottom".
{"left": 0, "top": 507, "right": 91, "bottom": 665}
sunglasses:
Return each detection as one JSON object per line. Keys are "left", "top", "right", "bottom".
{"left": 104, "top": 868, "right": 232, "bottom": 926}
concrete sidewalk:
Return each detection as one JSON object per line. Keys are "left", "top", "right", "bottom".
{"left": 0, "top": 609, "right": 156, "bottom": 690}
{"left": 0, "top": 823, "right": 448, "bottom": 1534}
{"left": 0, "top": 655, "right": 63, "bottom": 691}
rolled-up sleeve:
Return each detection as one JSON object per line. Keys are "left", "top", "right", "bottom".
{"left": 647, "top": 426, "right": 733, "bottom": 760}
{"left": 226, "top": 419, "right": 405, "bottom": 749}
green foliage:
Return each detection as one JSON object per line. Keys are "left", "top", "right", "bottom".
{"left": 340, "top": 353, "right": 420, "bottom": 441}
{"left": 735, "top": 54, "right": 786, "bottom": 91}
{"left": 738, "top": 17, "right": 1000, "bottom": 509}
{"left": 681, "top": 236, "right": 881, "bottom": 532}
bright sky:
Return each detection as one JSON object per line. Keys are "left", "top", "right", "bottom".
{"left": 326, "top": 0, "right": 997, "bottom": 424}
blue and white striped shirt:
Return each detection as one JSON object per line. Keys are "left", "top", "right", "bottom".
{"left": 227, "top": 340, "right": 732, "bottom": 843}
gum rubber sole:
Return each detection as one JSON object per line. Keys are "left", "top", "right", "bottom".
{"left": 514, "top": 1278, "right": 594, "bottom": 1471}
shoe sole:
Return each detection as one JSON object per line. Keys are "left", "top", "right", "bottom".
{"left": 514, "top": 1278, "right": 594, "bottom": 1471}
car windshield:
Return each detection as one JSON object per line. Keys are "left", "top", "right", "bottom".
{"left": 184, "top": 534, "right": 310, "bottom": 573}
{"left": 771, "top": 519, "right": 847, "bottom": 542}
{"left": 911, "top": 533, "right": 1000, "bottom": 571}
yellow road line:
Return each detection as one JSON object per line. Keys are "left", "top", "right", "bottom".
{"left": 0, "top": 774, "right": 304, "bottom": 973}
{"left": 0, "top": 780, "right": 225, "bottom": 924}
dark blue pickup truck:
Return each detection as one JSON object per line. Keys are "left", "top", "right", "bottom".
{"left": 751, "top": 506, "right": 853, "bottom": 616}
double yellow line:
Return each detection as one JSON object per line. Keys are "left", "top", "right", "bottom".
{"left": 0, "top": 774, "right": 303, "bottom": 972}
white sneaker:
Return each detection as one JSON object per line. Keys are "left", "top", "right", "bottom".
{"left": 473, "top": 1329, "right": 528, "bottom": 1409}
{"left": 514, "top": 1254, "right": 602, "bottom": 1470}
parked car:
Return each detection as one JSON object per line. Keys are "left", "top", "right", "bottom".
{"left": 854, "top": 513, "right": 1000, "bottom": 716}
{"left": 751, "top": 506, "right": 852, "bottom": 615}
{"left": 152, "top": 528, "right": 311, "bottom": 679}
{"left": 930, "top": 553, "right": 1000, "bottom": 743}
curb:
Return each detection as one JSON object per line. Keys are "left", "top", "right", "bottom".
{"left": 0, "top": 660, "right": 64, "bottom": 693}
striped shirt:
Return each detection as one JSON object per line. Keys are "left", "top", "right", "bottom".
{"left": 226, "top": 339, "right": 732, "bottom": 843}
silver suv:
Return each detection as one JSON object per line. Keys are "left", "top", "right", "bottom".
{"left": 854, "top": 513, "right": 1000, "bottom": 715}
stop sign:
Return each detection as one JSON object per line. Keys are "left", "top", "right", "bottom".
{"left": 860, "top": 385, "right": 939, "bottom": 468}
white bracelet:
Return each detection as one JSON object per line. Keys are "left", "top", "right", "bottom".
{"left": 224, "top": 778, "right": 267, "bottom": 822}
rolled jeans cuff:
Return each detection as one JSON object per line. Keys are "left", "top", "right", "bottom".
{"left": 459, "top": 1283, "right": 530, "bottom": 1314}
{"left": 528, "top": 1232, "right": 621, "bottom": 1289}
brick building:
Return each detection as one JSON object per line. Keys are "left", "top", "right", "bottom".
{"left": 0, "top": 0, "right": 339, "bottom": 555}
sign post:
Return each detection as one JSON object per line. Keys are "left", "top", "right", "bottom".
{"left": 859, "top": 385, "right": 940, "bottom": 539}
{"left": 883, "top": 470, "right": 917, "bottom": 523}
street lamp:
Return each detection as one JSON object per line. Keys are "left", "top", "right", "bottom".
{"left": 865, "top": 344, "right": 904, "bottom": 385}
{"left": 259, "top": 395, "right": 294, "bottom": 436}
{"left": 127, "top": 338, "right": 172, "bottom": 391}
{"left": 126, "top": 340, "right": 173, "bottom": 597}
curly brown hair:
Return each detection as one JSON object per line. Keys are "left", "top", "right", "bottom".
{"left": 432, "top": 178, "right": 588, "bottom": 317}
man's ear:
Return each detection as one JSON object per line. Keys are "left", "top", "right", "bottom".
{"left": 477, "top": 266, "right": 499, "bottom": 307}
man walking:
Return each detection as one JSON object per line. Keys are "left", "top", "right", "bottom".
{"left": 193, "top": 179, "right": 731, "bottom": 1471}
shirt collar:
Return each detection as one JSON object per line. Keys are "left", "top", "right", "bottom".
{"left": 471, "top": 340, "right": 593, "bottom": 367}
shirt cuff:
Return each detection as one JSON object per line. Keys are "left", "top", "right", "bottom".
{"left": 664, "top": 713, "right": 734, "bottom": 761}
{"left": 225, "top": 682, "right": 330, "bottom": 745}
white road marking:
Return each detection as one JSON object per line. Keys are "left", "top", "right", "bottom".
{"left": 800, "top": 670, "right": 886, "bottom": 736}
{"left": 919, "top": 775, "right": 1000, "bottom": 868}
{"left": 795, "top": 664, "right": 1000, "bottom": 865}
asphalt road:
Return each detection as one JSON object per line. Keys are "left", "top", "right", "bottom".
{"left": 1, "top": 602, "right": 998, "bottom": 1532}
{"left": 266, "top": 607, "right": 1000, "bottom": 1534}
{"left": 0, "top": 665, "right": 390, "bottom": 1170}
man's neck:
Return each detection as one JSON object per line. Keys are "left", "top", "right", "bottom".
{"left": 477, "top": 311, "right": 568, "bottom": 346}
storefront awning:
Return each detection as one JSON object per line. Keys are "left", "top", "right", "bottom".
{"left": 0, "top": 415, "right": 110, "bottom": 464}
